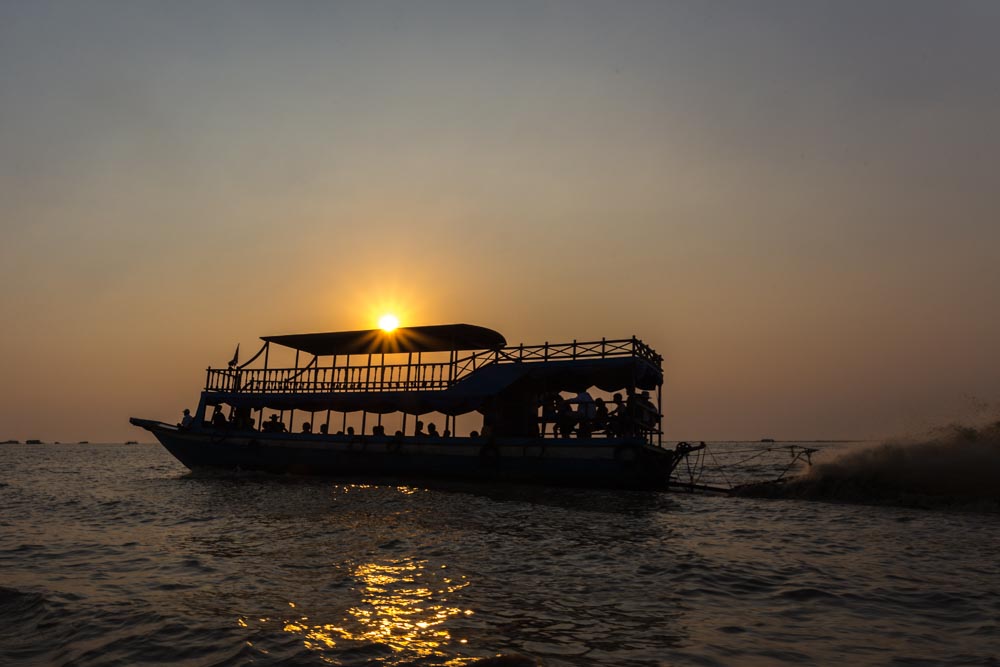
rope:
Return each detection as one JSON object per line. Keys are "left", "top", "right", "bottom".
{"left": 671, "top": 443, "right": 817, "bottom": 491}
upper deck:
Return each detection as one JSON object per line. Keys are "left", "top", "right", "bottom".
{"left": 205, "top": 336, "right": 662, "bottom": 396}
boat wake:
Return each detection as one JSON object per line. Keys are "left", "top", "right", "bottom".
{"left": 735, "top": 421, "right": 1000, "bottom": 511}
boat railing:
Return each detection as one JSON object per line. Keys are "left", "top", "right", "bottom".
{"left": 205, "top": 337, "right": 660, "bottom": 394}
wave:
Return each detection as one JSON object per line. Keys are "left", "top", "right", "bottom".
{"left": 735, "top": 421, "right": 1000, "bottom": 511}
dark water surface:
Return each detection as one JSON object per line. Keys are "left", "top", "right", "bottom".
{"left": 1, "top": 443, "right": 997, "bottom": 666}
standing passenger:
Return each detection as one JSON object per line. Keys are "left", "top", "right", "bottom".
{"left": 211, "top": 406, "right": 227, "bottom": 429}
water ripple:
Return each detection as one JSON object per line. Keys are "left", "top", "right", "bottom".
{"left": 1, "top": 444, "right": 999, "bottom": 665}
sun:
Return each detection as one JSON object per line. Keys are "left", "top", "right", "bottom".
{"left": 378, "top": 313, "right": 400, "bottom": 332}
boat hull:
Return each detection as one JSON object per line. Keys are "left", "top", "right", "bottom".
{"left": 131, "top": 419, "right": 678, "bottom": 489}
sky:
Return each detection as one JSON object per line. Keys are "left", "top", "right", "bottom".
{"left": 2, "top": 1, "right": 999, "bottom": 442}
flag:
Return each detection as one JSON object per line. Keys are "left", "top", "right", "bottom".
{"left": 228, "top": 344, "right": 240, "bottom": 368}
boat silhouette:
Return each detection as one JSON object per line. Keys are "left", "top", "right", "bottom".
{"left": 131, "top": 323, "right": 693, "bottom": 488}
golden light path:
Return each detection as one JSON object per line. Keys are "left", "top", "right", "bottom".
{"left": 240, "top": 541, "right": 477, "bottom": 664}
{"left": 379, "top": 313, "right": 400, "bottom": 332}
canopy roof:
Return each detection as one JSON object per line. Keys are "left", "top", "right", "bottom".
{"left": 262, "top": 324, "right": 506, "bottom": 356}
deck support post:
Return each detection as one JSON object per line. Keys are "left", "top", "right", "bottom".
{"left": 287, "top": 350, "right": 299, "bottom": 433}
{"left": 657, "top": 382, "right": 663, "bottom": 447}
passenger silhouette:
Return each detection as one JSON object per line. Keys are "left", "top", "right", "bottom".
{"left": 593, "top": 397, "right": 609, "bottom": 435}
{"left": 556, "top": 398, "right": 576, "bottom": 437}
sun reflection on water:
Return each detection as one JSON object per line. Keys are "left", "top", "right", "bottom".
{"left": 260, "top": 558, "right": 475, "bottom": 664}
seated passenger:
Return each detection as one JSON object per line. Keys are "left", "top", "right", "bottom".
{"left": 442, "top": 429, "right": 451, "bottom": 438}
{"left": 574, "top": 390, "right": 596, "bottom": 420}
{"left": 180, "top": 408, "right": 194, "bottom": 429}
{"left": 610, "top": 393, "right": 629, "bottom": 436}
{"left": 319, "top": 423, "right": 328, "bottom": 435}
{"left": 263, "top": 414, "right": 280, "bottom": 432}
{"left": 414, "top": 420, "right": 426, "bottom": 436}
{"left": 427, "top": 423, "right": 439, "bottom": 437}
{"left": 211, "top": 406, "right": 227, "bottom": 429}
{"left": 346, "top": 426, "right": 355, "bottom": 437}
{"left": 593, "top": 397, "right": 609, "bottom": 434}
{"left": 575, "top": 391, "right": 596, "bottom": 438}
{"left": 639, "top": 391, "right": 658, "bottom": 432}
{"left": 556, "top": 399, "right": 576, "bottom": 438}
{"left": 231, "top": 406, "right": 252, "bottom": 431}
{"left": 301, "top": 421, "right": 312, "bottom": 434}
{"left": 539, "top": 392, "right": 559, "bottom": 436}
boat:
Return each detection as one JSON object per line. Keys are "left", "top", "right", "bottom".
{"left": 0, "top": 440, "right": 19, "bottom": 445}
{"left": 124, "top": 440, "right": 138, "bottom": 445}
{"left": 25, "top": 439, "right": 42, "bottom": 444}
{"left": 130, "top": 323, "right": 695, "bottom": 489}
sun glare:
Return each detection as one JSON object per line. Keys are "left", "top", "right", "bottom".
{"left": 379, "top": 314, "right": 400, "bottom": 332}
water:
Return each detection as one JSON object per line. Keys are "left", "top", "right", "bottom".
{"left": 1, "top": 443, "right": 998, "bottom": 666}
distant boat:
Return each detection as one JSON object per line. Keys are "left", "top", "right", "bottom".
{"left": 26, "top": 439, "right": 42, "bottom": 444}
{"left": 1, "top": 439, "right": 19, "bottom": 444}
{"left": 124, "top": 440, "right": 139, "bottom": 445}
{"left": 77, "top": 441, "right": 89, "bottom": 444}
{"left": 760, "top": 438, "right": 776, "bottom": 443}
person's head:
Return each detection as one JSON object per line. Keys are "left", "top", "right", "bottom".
{"left": 417, "top": 420, "right": 424, "bottom": 427}
{"left": 347, "top": 426, "right": 355, "bottom": 435}
{"left": 613, "top": 393, "right": 623, "bottom": 401}
{"left": 269, "top": 414, "right": 278, "bottom": 421}
{"left": 183, "top": 408, "right": 190, "bottom": 415}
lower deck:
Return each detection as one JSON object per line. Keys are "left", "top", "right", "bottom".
{"left": 131, "top": 419, "right": 679, "bottom": 489}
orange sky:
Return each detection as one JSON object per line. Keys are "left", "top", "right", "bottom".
{"left": 2, "top": 2, "right": 999, "bottom": 442}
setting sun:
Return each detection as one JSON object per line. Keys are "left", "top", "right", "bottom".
{"left": 378, "top": 314, "right": 400, "bottom": 332}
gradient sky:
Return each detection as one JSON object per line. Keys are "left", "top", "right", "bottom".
{"left": 2, "top": 1, "right": 999, "bottom": 442}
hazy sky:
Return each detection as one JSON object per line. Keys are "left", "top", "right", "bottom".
{"left": 2, "top": 1, "right": 999, "bottom": 442}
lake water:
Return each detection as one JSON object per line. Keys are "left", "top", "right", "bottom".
{"left": 1, "top": 442, "right": 997, "bottom": 666}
